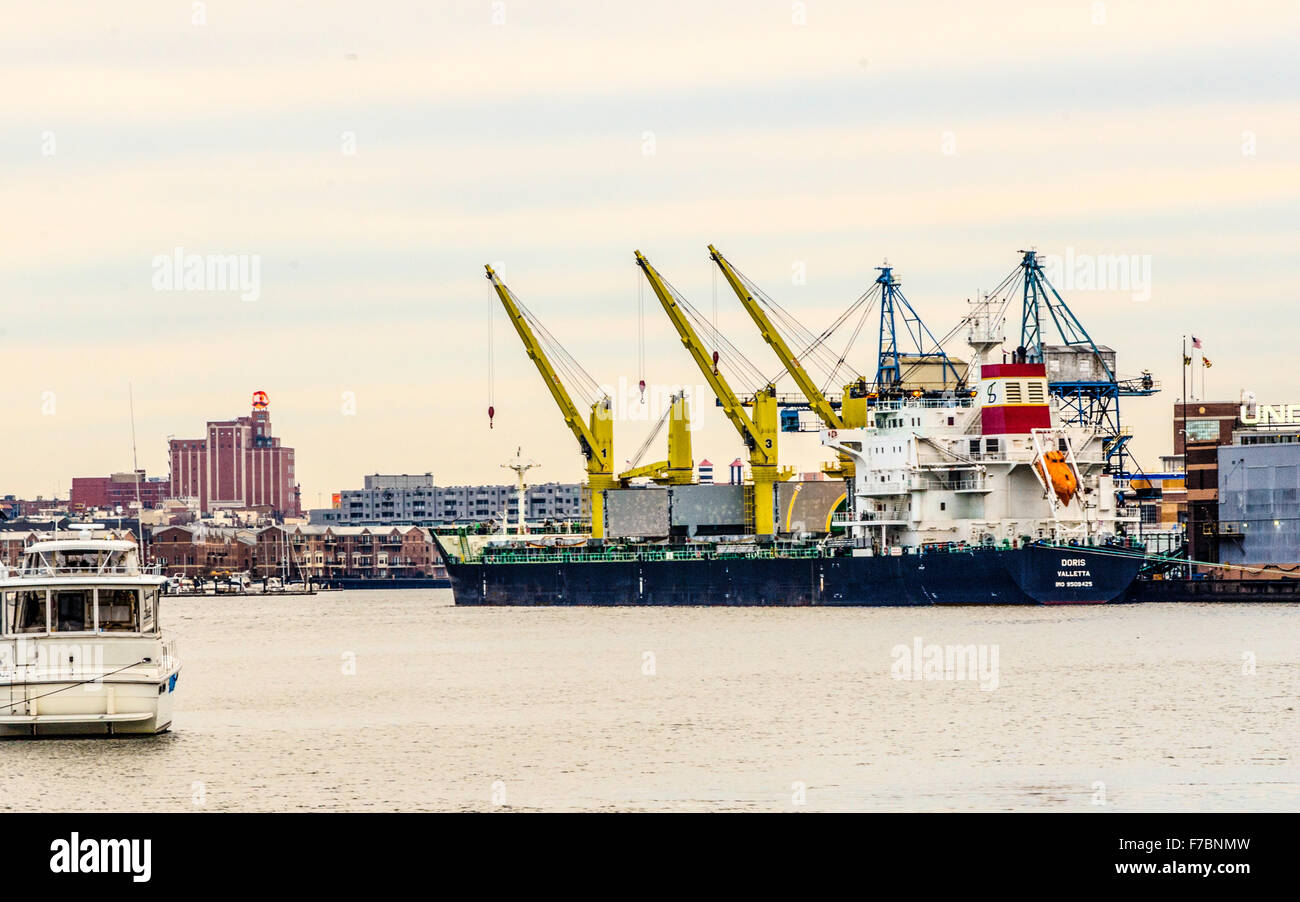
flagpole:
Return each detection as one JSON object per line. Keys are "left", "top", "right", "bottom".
{"left": 1181, "top": 334, "right": 1187, "bottom": 440}
{"left": 1181, "top": 334, "right": 1190, "bottom": 580}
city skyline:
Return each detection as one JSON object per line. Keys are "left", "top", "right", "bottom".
{"left": 4, "top": 1, "right": 1298, "bottom": 502}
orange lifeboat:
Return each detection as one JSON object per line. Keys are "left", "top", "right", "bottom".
{"left": 1038, "top": 450, "right": 1078, "bottom": 506}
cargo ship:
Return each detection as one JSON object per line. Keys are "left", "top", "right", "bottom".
{"left": 439, "top": 353, "right": 1144, "bottom": 606}
{"left": 439, "top": 253, "right": 1147, "bottom": 606}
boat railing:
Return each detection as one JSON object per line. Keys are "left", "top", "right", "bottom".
{"left": 160, "top": 638, "right": 179, "bottom": 672}
{"left": 15, "top": 564, "right": 143, "bottom": 578}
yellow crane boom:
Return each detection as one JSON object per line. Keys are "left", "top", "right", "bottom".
{"left": 708, "top": 244, "right": 846, "bottom": 429}
{"left": 707, "top": 244, "right": 870, "bottom": 479}
{"left": 485, "top": 265, "right": 617, "bottom": 537}
{"left": 634, "top": 250, "right": 787, "bottom": 536}
{"left": 617, "top": 392, "right": 694, "bottom": 485}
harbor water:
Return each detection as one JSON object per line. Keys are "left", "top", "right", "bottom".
{"left": 2, "top": 590, "right": 1297, "bottom": 812}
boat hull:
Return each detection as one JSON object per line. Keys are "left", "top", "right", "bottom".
{"left": 0, "top": 672, "right": 179, "bottom": 738}
{"left": 446, "top": 544, "right": 1141, "bottom": 606}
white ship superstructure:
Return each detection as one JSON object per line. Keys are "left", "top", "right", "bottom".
{"left": 823, "top": 330, "right": 1133, "bottom": 551}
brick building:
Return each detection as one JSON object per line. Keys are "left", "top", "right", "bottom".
{"left": 149, "top": 523, "right": 446, "bottom": 581}
{"left": 168, "top": 392, "right": 301, "bottom": 517}
{"left": 70, "top": 471, "right": 170, "bottom": 512}
{"left": 262, "top": 525, "right": 446, "bottom": 581}
{"left": 152, "top": 525, "right": 255, "bottom": 577}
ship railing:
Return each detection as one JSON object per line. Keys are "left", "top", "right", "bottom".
{"left": 872, "top": 398, "right": 975, "bottom": 411}
{"left": 481, "top": 543, "right": 826, "bottom": 564}
{"left": 858, "top": 480, "right": 912, "bottom": 496}
{"left": 835, "top": 508, "right": 909, "bottom": 523}
{"left": 909, "top": 474, "right": 988, "bottom": 492}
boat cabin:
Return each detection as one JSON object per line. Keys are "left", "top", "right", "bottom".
{"left": 1, "top": 540, "right": 162, "bottom": 637}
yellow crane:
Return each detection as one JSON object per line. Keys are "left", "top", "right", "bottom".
{"left": 485, "top": 265, "right": 618, "bottom": 537}
{"left": 617, "top": 391, "right": 694, "bottom": 485}
{"left": 707, "top": 244, "right": 870, "bottom": 479}
{"left": 635, "top": 250, "right": 790, "bottom": 536}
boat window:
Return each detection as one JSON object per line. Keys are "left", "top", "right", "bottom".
{"left": 53, "top": 590, "right": 94, "bottom": 632}
{"left": 55, "top": 550, "right": 101, "bottom": 571}
{"left": 141, "top": 588, "right": 157, "bottom": 632}
{"left": 14, "top": 590, "right": 49, "bottom": 633}
{"left": 96, "top": 588, "right": 139, "bottom": 632}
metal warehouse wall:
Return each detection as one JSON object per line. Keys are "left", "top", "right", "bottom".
{"left": 1218, "top": 443, "right": 1300, "bottom": 565}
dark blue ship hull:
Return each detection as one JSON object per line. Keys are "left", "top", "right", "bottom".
{"left": 445, "top": 544, "right": 1142, "bottom": 606}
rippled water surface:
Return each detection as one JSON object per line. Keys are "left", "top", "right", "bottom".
{"left": 2, "top": 590, "right": 1297, "bottom": 811}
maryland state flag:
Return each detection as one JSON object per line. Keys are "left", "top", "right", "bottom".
{"left": 1203, "top": 356, "right": 1213, "bottom": 368}
{"left": 1184, "top": 355, "right": 1192, "bottom": 366}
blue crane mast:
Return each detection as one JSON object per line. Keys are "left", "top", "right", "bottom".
{"left": 1007, "top": 250, "right": 1158, "bottom": 476}
{"left": 874, "top": 265, "right": 964, "bottom": 395}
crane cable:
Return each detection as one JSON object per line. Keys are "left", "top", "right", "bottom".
{"left": 795, "top": 284, "right": 881, "bottom": 389}
{"left": 638, "top": 270, "right": 646, "bottom": 403}
{"left": 726, "top": 260, "right": 871, "bottom": 386}
{"left": 508, "top": 287, "right": 605, "bottom": 410}
{"left": 487, "top": 292, "right": 495, "bottom": 427}
{"left": 627, "top": 393, "right": 677, "bottom": 469}
{"left": 819, "top": 299, "right": 874, "bottom": 397}
{"left": 649, "top": 268, "right": 770, "bottom": 391}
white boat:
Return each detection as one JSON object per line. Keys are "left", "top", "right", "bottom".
{"left": 0, "top": 538, "right": 181, "bottom": 737}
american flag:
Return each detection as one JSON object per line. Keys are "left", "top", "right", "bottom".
{"left": 1192, "top": 336, "right": 1202, "bottom": 349}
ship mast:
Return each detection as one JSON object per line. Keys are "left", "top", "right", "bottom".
{"left": 501, "top": 447, "right": 538, "bottom": 536}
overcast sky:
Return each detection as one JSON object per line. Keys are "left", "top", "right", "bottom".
{"left": 3, "top": 1, "right": 1298, "bottom": 504}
